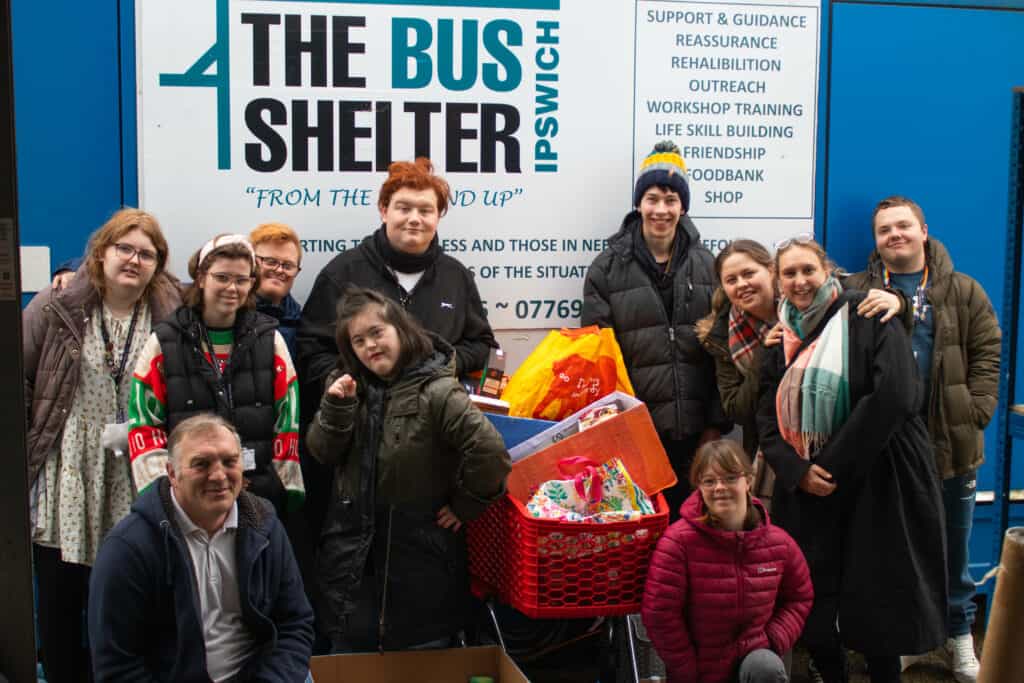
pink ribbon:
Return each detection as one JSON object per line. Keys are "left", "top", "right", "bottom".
{"left": 557, "top": 456, "right": 604, "bottom": 506}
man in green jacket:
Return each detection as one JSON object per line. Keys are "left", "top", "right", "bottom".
{"left": 846, "top": 196, "right": 1001, "bottom": 683}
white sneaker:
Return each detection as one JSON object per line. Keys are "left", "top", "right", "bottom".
{"left": 946, "top": 634, "right": 980, "bottom": 683}
{"left": 900, "top": 652, "right": 930, "bottom": 672}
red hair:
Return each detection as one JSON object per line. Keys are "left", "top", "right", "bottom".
{"left": 378, "top": 158, "right": 451, "bottom": 215}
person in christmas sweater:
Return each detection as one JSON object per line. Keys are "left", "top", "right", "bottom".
{"left": 128, "top": 234, "right": 304, "bottom": 515}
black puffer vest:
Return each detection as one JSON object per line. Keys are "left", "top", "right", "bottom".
{"left": 155, "top": 306, "right": 282, "bottom": 505}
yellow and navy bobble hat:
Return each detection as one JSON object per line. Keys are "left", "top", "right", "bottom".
{"left": 633, "top": 140, "right": 690, "bottom": 211}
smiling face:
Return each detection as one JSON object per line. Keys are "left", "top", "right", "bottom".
{"left": 873, "top": 205, "right": 928, "bottom": 273}
{"left": 255, "top": 240, "right": 301, "bottom": 304}
{"left": 720, "top": 252, "right": 774, "bottom": 320}
{"left": 778, "top": 245, "right": 828, "bottom": 312}
{"left": 380, "top": 187, "right": 441, "bottom": 255}
{"left": 698, "top": 464, "right": 752, "bottom": 526}
{"left": 639, "top": 186, "right": 682, "bottom": 243}
{"left": 167, "top": 425, "right": 243, "bottom": 534}
{"left": 100, "top": 228, "right": 159, "bottom": 296}
{"left": 348, "top": 304, "right": 402, "bottom": 380}
{"left": 199, "top": 256, "right": 254, "bottom": 325}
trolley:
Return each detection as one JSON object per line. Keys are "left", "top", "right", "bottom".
{"left": 467, "top": 490, "right": 670, "bottom": 682}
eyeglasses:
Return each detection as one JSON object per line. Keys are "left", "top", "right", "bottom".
{"left": 208, "top": 272, "right": 254, "bottom": 288}
{"left": 774, "top": 233, "right": 815, "bottom": 252}
{"left": 113, "top": 242, "right": 158, "bottom": 265}
{"left": 256, "top": 255, "right": 301, "bottom": 275}
{"left": 698, "top": 474, "right": 744, "bottom": 489}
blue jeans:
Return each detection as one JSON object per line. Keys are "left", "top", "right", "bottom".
{"left": 943, "top": 472, "right": 977, "bottom": 636}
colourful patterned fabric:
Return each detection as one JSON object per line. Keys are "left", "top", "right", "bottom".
{"left": 727, "top": 305, "right": 771, "bottom": 375}
{"left": 127, "top": 330, "right": 302, "bottom": 502}
{"left": 775, "top": 277, "right": 851, "bottom": 459}
{"left": 526, "top": 458, "right": 655, "bottom": 523}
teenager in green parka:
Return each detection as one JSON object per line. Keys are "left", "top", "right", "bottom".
{"left": 306, "top": 287, "right": 511, "bottom": 652}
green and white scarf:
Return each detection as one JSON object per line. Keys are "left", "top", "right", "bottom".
{"left": 775, "top": 277, "right": 851, "bottom": 459}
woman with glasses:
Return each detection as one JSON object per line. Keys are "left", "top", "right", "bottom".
{"left": 23, "top": 208, "right": 181, "bottom": 682}
{"left": 697, "top": 239, "right": 903, "bottom": 510}
{"left": 642, "top": 439, "right": 812, "bottom": 683}
{"left": 251, "top": 222, "right": 303, "bottom": 359}
{"left": 128, "top": 234, "right": 304, "bottom": 516}
{"left": 756, "top": 237, "right": 945, "bottom": 683}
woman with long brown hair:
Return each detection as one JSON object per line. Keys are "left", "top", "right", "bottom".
{"left": 23, "top": 208, "right": 181, "bottom": 681}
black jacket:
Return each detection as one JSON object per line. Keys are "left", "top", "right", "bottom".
{"left": 88, "top": 478, "right": 314, "bottom": 682}
{"left": 155, "top": 306, "right": 283, "bottom": 509}
{"left": 582, "top": 212, "right": 729, "bottom": 439}
{"left": 296, "top": 233, "right": 496, "bottom": 398}
{"left": 756, "top": 290, "right": 947, "bottom": 655}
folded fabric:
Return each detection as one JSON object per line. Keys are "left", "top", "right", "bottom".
{"left": 526, "top": 457, "right": 655, "bottom": 523}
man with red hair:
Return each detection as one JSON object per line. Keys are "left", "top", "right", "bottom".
{"left": 297, "top": 158, "right": 495, "bottom": 387}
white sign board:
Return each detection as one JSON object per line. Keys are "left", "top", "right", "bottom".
{"left": 136, "top": 0, "right": 820, "bottom": 328}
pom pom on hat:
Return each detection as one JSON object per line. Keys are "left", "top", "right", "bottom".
{"left": 633, "top": 140, "right": 690, "bottom": 211}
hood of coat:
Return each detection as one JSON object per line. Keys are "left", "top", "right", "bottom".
{"left": 256, "top": 292, "right": 302, "bottom": 324}
{"left": 678, "top": 488, "right": 770, "bottom": 547}
{"left": 608, "top": 210, "right": 702, "bottom": 262}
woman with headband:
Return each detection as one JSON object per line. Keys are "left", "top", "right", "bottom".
{"left": 128, "top": 234, "right": 304, "bottom": 514}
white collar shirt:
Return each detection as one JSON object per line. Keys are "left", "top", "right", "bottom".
{"left": 170, "top": 491, "right": 255, "bottom": 682}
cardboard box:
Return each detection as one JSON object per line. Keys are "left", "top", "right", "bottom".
{"left": 505, "top": 392, "right": 676, "bottom": 501}
{"left": 310, "top": 645, "right": 529, "bottom": 682}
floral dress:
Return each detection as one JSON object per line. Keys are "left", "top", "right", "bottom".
{"left": 33, "top": 303, "right": 151, "bottom": 566}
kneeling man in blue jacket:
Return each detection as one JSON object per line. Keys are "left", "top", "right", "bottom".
{"left": 89, "top": 413, "right": 314, "bottom": 682}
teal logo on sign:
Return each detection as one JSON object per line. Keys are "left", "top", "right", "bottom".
{"left": 160, "top": 0, "right": 560, "bottom": 173}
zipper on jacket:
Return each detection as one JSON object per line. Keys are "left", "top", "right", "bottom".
{"left": 377, "top": 505, "right": 395, "bottom": 652}
{"left": 735, "top": 535, "right": 745, "bottom": 642}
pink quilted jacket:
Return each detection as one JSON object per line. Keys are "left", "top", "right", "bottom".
{"left": 641, "top": 492, "right": 812, "bottom": 683}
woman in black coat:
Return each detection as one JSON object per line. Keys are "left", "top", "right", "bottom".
{"left": 756, "top": 237, "right": 946, "bottom": 683}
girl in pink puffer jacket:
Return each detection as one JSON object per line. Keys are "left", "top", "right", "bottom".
{"left": 642, "top": 440, "right": 812, "bottom": 683}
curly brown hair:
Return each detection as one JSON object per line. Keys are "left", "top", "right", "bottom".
{"left": 378, "top": 158, "right": 451, "bottom": 215}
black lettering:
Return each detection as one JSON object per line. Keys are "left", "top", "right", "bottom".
{"left": 404, "top": 101, "right": 442, "bottom": 159}
{"left": 446, "top": 103, "right": 477, "bottom": 173}
{"left": 375, "top": 101, "right": 392, "bottom": 171}
{"left": 480, "top": 104, "right": 520, "bottom": 173}
{"left": 332, "top": 16, "right": 366, "bottom": 87}
{"left": 245, "top": 98, "right": 287, "bottom": 172}
{"left": 241, "top": 13, "right": 280, "bottom": 86}
{"left": 338, "top": 101, "right": 372, "bottom": 171}
{"left": 292, "top": 100, "right": 333, "bottom": 172}
{"left": 285, "top": 14, "right": 327, "bottom": 87}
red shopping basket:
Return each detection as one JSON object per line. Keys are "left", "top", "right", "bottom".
{"left": 467, "top": 492, "right": 669, "bottom": 619}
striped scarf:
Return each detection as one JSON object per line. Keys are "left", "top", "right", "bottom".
{"left": 728, "top": 305, "right": 771, "bottom": 375}
{"left": 775, "top": 277, "right": 851, "bottom": 459}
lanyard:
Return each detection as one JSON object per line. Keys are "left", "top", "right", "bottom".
{"left": 884, "top": 265, "right": 930, "bottom": 323}
{"left": 200, "top": 321, "right": 234, "bottom": 411}
{"left": 100, "top": 301, "right": 141, "bottom": 423}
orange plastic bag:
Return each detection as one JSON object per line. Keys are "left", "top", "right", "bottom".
{"left": 502, "top": 327, "right": 634, "bottom": 421}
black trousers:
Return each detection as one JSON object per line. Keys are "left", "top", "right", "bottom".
{"left": 34, "top": 544, "right": 93, "bottom": 683}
